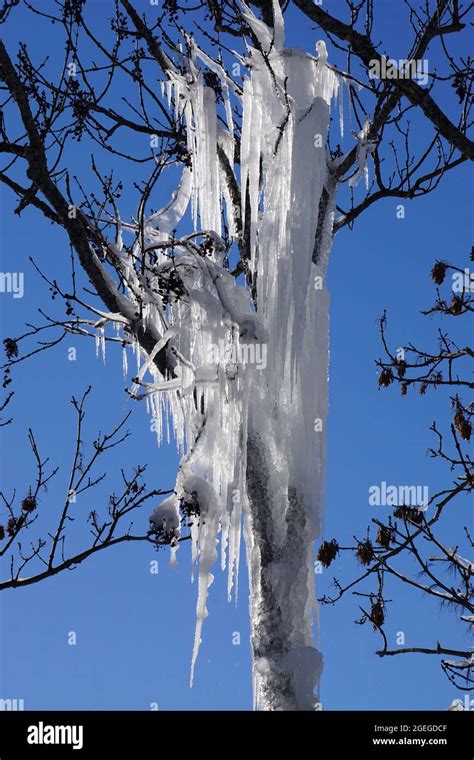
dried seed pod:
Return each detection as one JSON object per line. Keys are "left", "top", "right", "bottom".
{"left": 7, "top": 517, "right": 18, "bottom": 537}
{"left": 370, "top": 601, "right": 385, "bottom": 629}
{"left": 376, "top": 524, "right": 393, "bottom": 549}
{"left": 454, "top": 406, "right": 472, "bottom": 441}
{"left": 396, "top": 359, "right": 407, "bottom": 378}
{"left": 317, "top": 539, "right": 339, "bottom": 568}
{"left": 431, "top": 261, "right": 447, "bottom": 285}
{"left": 393, "top": 506, "right": 424, "bottom": 524}
{"left": 21, "top": 494, "right": 37, "bottom": 513}
{"left": 450, "top": 295, "right": 463, "bottom": 315}
{"left": 356, "top": 540, "right": 374, "bottom": 566}
{"left": 378, "top": 368, "right": 393, "bottom": 389}
{"left": 3, "top": 338, "right": 19, "bottom": 360}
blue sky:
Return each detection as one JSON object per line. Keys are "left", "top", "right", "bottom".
{"left": 0, "top": 0, "right": 472, "bottom": 710}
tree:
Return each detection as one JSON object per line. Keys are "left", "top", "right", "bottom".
{"left": 0, "top": 0, "right": 472, "bottom": 710}
{"left": 0, "top": 386, "right": 177, "bottom": 591}
{"left": 318, "top": 252, "right": 473, "bottom": 695}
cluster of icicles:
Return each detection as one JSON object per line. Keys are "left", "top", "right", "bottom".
{"left": 95, "top": 0, "right": 374, "bottom": 687}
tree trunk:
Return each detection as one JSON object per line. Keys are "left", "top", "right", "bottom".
{"left": 246, "top": 429, "right": 323, "bottom": 711}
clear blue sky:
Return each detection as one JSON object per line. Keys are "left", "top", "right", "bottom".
{"left": 0, "top": 0, "right": 472, "bottom": 710}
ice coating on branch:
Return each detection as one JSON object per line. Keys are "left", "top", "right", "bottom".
{"left": 167, "top": 4, "right": 340, "bottom": 694}
{"left": 151, "top": 2, "right": 338, "bottom": 693}
{"left": 109, "top": 2, "right": 362, "bottom": 702}
{"left": 315, "top": 39, "right": 328, "bottom": 65}
{"left": 147, "top": 168, "right": 193, "bottom": 239}
{"left": 446, "top": 550, "right": 474, "bottom": 572}
{"left": 239, "top": 2, "right": 340, "bottom": 559}
{"left": 150, "top": 494, "right": 181, "bottom": 566}
{"left": 136, "top": 206, "right": 257, "bottom": 681}
{"left": 150, "top": 495, "right": 180, "bottom": 535}
{"left": 349, "top": 116, "right": 377, "bottom": 188}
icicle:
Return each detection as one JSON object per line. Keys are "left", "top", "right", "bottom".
{"left": 190, "top": 509, "right": 218, "bottom": 686}
{"left": 188, "top": 80, "right": 221, "bottom": 234}
{"left": 220, "top": 512, "right": 230, "bottom": 572}
{"left": 240, "top": 78, "right": 252, "bottom": 220}
{"left": 165, "top": 393, "right": 171, "bottom": 446}
{"left": 122, "top": 346, "right": 128, "bottom": 379}
{"left": 166, "top": 80, "right": 173, "bottom": 108}
{"left": 272, "top": 0, "right": 285, "bottom": 50}
{"left": 190, "top": 518, "right": 200, "bottom": 581}
{"left": 338, "top": 73, "right": 345, "bottom": 137}
{"left": 239, "top": 1, "right": 274, "bottom": 53}
{"left": 191, "top": 40, "right": 237, "bottom": 144}
{"left": 173, "top": 79, "right": 181, "bottom": 119}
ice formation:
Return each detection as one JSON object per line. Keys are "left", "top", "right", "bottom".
{"left": 102, "top": 0, "right": 372, "bottom": 708}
